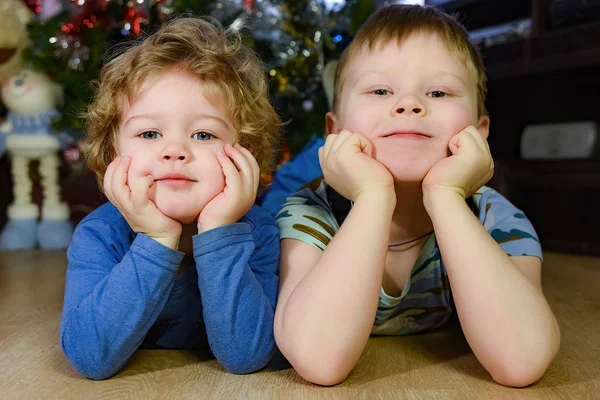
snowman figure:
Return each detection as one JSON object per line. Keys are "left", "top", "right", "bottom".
{"left": 0, "top": 69, "right": 73, "bottom": 250}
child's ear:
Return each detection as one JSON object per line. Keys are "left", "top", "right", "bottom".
{"left": 326, "top": 112, "right": 340, "bottom": 136}
{"left": 477, "top": 115, "right": 490, "bottom": 140}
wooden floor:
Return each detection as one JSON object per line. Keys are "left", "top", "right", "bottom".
{"left": 0, "top": 251, "right": 598, "bottom": 399}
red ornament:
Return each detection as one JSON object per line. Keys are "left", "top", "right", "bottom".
{"left": 123, "top": 4, "right": 148, "bottom": 36}
{"left": 243, "top": 0, "right": 253, "bottom": 11}
{"left": 20, "top": 0, "right": 42, "bottom": 14}
{"left": 63, "top": 141, "right": 83, "bottom": 166}
{"left": 61, "top": 0, "right": 110, "bottom": 34}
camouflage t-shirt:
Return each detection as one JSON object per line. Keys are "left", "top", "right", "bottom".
{"left": 275, "top": 180, "right": 543, "bottom": 335}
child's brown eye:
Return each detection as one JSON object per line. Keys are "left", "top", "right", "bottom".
{"left": 139, "top": 131, "right": 162, "bottom": 139}
{"left": 429, "top": 91, "right": 447, "bottom": 98}
{"left": 192, "top": 131, "right": 214, "bottom": 141}
{"left": 372, "top": 89, "right": 390, "bottom": 96}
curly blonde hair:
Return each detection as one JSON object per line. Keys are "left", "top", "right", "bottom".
{"left": 333, "top": 4, "right": 487, "bottom": 118}
{"left": 85, "top": 17, "right": 281, "bottom": 189}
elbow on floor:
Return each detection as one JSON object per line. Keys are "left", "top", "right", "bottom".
{"left": 220, "top": 349, "right": 273, "bottom": 375}
{"left": 490, "top": 329, "right": 560, "bottom": 388}
{"left": 62, "top": 344, "right": 119, "bottom": 380}
{"left": 222, "top": 360, "right": 265, "bottom": 375}
{"left": 490, "top": 359, "right": 552, "bottom": 388}
{"left": 289, "top": 352, "right": 353, "bottom": 386}
{"left": 70, "top": 360, "right": 118, "bottom": 381}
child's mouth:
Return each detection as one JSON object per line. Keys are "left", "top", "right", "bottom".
{"left": 155, "top": 173, "right": 197, "bottom": 187}
{"left": 383, "top": 131, "right": 430, "bottom": 139}
{"left": 157, "top": 178, "right": 195, "bottom": 187}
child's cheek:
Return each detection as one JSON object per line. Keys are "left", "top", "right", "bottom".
{"left": 444, "top": 105, "right": 475, "bottom": 133}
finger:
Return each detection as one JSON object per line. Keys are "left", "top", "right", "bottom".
{"left": 323, "top": 130, "right": 351, "bottom": 159}
{"left": 226, "top": 143, "right": 251, "bottom": 174}
{"left": 111, "top": 155, "right": 132, "bottom": 209}
{"left": 329, "top": 129, "right": 353, "bottom": 155}
{"left": 326, "top": 132, "right": 355, "bottom": 165}
{"left": 448, "top": 136, "right": 460, "bottom": 154}
{"left": 130, "top": 175, "right": 154, "bottom": 208}
{"left": 480, "top": 133, "right": 492, "bottom": 155}
{"left": 226, "top": 144, "right": 257, "bottom": 196}
{"left": 321, "top": 133, "right": 337, "bottom": 161}
{"left": 318, "top": 146, "right": 324, "bottom": 168}
{"left": 464, "top": 126, "right": 488, "bottom": 154}
{"left": 353, "top": 133, "right": 374, "bottom": 158}
{"left": 450, "top": 130, "right": 474, "bottom": 155}
{"left": 103, "top": 157, "right": 120, "bottom": 204}
{"left": 217, "top": 150, "right": 242, "bottom": 190}
{"left": 466, "top": 128, "right": 494, "bottom": 171}
{"left": 234, "top": 144, "right": 260, "bottom": 190}
{"left": 464, "top": 128, "right": 490, "bottom": 160}
{"left": 233, "top": 143, "right": 256, "bottom": 164}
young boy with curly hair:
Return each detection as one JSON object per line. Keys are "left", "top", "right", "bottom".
{"left": 61, "top": 17, "right": 281, "bottom": 380}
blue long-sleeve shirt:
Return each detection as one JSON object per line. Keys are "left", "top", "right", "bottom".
{"left": 60, "top": 202, "right": 280, "bottom": 380}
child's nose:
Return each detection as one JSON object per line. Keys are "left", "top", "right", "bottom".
{"left": 160, "top": 144, "right": 191, "bottom": 162}
{"left": 394, "top": 94, "right": 425, "bottom": 116}
{"left": 162, "top": 154, "right": 186, "bottom": 161}
{"left": 396, "top": 106, "right": 423, "bottom": 115}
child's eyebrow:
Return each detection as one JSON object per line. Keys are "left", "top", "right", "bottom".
{"left": 122, "top": 113, "right": 154, "bottom": 128}
{"left": 123, "top": 112, "right": 230, "bottom": 131}
{"left": 430, "top": 71, "right": 467, "bottom": 86}
{"left": 352, "top": 70, "right": 389, "bottom": 86}
{"left": 351, "top": 70, "right": 468, "bottom": 88}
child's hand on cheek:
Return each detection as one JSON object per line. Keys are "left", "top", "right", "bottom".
{"left": 319, "top": 130, "right": 394, "bottom": 203}
{"left": 104, "top": 156, "right": 182, "bottom": 249}
{"left": 197, "top": 143, "right": 259, "bottom": 234}
{"left": 422, "top": 126, "right": 494, "bottom": 201}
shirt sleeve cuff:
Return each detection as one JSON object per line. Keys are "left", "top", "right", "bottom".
{"left": 193, "top": 222, "right": 253, "bottom": 256}
{"left": 130, "top": 233, "right": 185, "bottom": 272}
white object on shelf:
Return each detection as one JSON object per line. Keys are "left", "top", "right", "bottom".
{"left": 521, "top": 121, "right": 598, "bottom": 159}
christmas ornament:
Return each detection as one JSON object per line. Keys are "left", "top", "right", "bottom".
{"left": 21, "top": 0, "right": 42, "bottom": 14}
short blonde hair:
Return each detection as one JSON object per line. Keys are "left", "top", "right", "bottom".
{"left": 333, "top": 4, "right": 487, "bottom": 118}
{"left": 85, "top": 17, "right": 281, "bottom": 188}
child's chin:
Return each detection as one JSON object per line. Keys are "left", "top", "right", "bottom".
{"left": 386, "top": 159, "right": 436, "bottom": 183}
{"left": 157, "top": 204, "right": 201, "bottom": 225}
{"left": 388, "top": 165, "right": 428, "bottom": 183}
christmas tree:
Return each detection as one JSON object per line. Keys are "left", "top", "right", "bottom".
{"left": 22, "top": 0, "right": 379, "bottom": 157}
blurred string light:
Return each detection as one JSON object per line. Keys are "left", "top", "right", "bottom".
{"left": 379, "top": 0, "right": 424, "bottom": 5}
{"left": 323, "top": 0, "right": 345, "bottom": 12}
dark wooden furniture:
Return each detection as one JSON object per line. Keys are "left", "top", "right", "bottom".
{"left": 439, "top": 0, "right": 600, "bottom": 256}
{"left": 437, "top": 0, "right": 600, "bottom": 79}
{"left": 490, "top": 160, "right": 600, "bottom": 256}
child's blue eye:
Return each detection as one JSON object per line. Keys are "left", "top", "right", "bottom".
{"left": 428, "top": 91, "right": 447, "bottom": 98}
{"left": 192, "top": 132, "right": 213, "bottom": 141}
{"left": 139, "top": 131, "right": 162, "bottom": 139}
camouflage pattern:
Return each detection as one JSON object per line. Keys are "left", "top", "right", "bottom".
{"left": 276, "top": 181, "right": 542, "bottom": 335}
